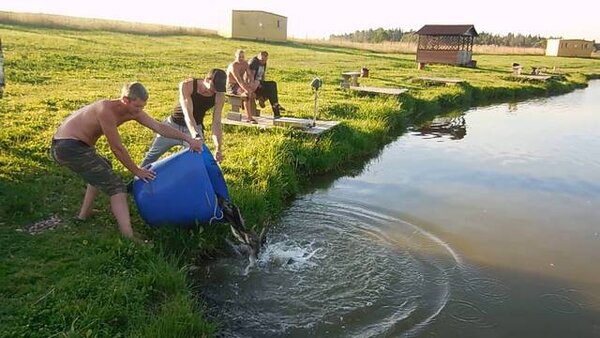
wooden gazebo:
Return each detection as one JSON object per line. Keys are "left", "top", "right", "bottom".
{"left": 415, "top": 25, "right": 478, "bottom": 69}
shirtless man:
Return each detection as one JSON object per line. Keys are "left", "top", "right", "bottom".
{"left": 50, "top": 82, "right": 202, "bottom": 241}
{"left": 226, "top": 49, "right": 258, "bottom": 123}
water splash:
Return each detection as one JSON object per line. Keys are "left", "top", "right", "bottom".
{"left": 258, "top": 239, "right": 322, "bottom": 270}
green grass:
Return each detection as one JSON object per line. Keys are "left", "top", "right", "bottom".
{"left": 1, "top": 23, "right": 599, "bottom": 337}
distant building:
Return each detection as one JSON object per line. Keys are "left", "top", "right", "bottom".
{"left": 415, "top": 24, "right": 478, "bottom": 69}
{"left": 545, "top": 39, "right": 595, "bottom": 57}
{"left": 220, "top": 10, "right": 287, "bottom": 42}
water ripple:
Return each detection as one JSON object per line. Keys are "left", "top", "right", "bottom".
{"left": 540, "top": 293, "right": 582, "bottom": 315}
{"left": 464, "top": 277, "right": 510, "bottom": 304}
{"left": 447, "top": 300, "right": 496, "bottom": 329}
{"left": 197, "top": 196, "right": 463, "bottom": 337}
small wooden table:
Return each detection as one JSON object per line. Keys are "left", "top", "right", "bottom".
{"left": 341, "top": 72, "right": 361, "bottom": 88}
{"left": 225, "top": 93, "right": 260, "bottom": 121}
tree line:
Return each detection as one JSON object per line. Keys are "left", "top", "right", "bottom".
{"left": 329, "top": 28, "right": 559, "bottom": 47}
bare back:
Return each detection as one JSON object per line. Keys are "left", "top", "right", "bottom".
{"left": 54, "top": 100, "right": 134, "bottom": 146}
{"left": 227, "top": 61, "right": 249, "bottom": 87}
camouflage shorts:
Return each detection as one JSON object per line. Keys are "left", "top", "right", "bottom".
{"left": 50, "top": 138, "right": 126, "bottom": 196}
{"left": 227, "top": 83, "right": 242, "bottom": 95}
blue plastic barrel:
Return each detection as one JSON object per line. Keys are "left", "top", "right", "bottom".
{"left": 201, "top": 145, "right": 229, "bottom": 201}
{"left": 132, "top": 146, "right": 228, "bottom": 228}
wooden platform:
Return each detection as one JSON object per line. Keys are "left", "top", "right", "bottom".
{"left": 222, "top": 115, "right": 341, "bottom": 135}
{"left": 412, "top": 77, "right": 466, "bottom": 85}
{"left": 510, "top": 74, "right": 553, "bottom": 82}
{"left": 349, "top": 86, "right": 408, "bottom": 95}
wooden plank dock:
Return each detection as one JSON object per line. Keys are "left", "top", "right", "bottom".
{"left": 349, "top": 86, "right": 408, "bottom": 95}
{"left": 510, "top": 74, "right": 553, "bottom": 82}
{"left": 412, "top": 77, "right": 466, "bottom": 85}
{"left": 222, "top": 115, "right": 341, "bottom": 136}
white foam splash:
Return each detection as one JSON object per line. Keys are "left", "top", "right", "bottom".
{"left": 257, "top": 239, "right": 322, "bottom": 270}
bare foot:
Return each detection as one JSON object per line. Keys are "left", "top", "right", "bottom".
{"left": 76, "top": 208, "right": 100, "bottom": 221}
{"left": 130, "top": 233, "right": 152, "bottom": 246}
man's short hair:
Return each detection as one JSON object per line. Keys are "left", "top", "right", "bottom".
{"left": 259, "top": 51, "right": 269, "bottom": 57}
{"left": 121, "top": 82, "right": 148, "bottom": 101}
{"left": 206, "top": 68, "right": 226, "bottom": 93}
{"left": 235, "top": 49, "right": 245, "bottom": 57}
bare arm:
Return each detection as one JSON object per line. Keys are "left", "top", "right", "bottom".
{"left": 247, "top": 63, "right": 257, "bottom": 83}
{"left": 179, "top": 80, "right": 203, "bottom": 140}
{"left": 247, "top": 66, "right": 261, "bottom": 90}
{"left": 135, "top": 112, "right": 202, "bottom": 152}
{"left": 97, "top": 105, "right": 142, "bottom": 176}
{"left": 232, "top": 63, "right": 254, "bottom": 93}
{"left": 212, "top": 93, "right": 224, "bottom": 161}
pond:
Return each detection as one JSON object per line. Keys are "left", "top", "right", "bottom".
{"left": 196, "top": 81, "right": 600, "bottom": 337}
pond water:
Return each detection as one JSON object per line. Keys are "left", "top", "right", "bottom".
{"left": 196, "top": 81, "right": 600, "bottom": 337}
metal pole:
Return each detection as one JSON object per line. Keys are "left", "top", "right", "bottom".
{"left": 312, "top": 89, "right": 318, "bottom": 127}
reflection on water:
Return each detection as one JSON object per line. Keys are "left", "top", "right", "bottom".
{"left": 412, "top": 115, "right": 467, "bottom": 140}
{"left": 196, "top": 81, "right": 600, "bottom": 337}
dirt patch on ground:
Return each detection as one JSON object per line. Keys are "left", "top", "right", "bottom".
{"left": 19, "top": 214, "right": 63, "bottom": 235}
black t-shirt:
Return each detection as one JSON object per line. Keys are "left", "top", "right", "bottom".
{"left": 171, "top": 79, "right": 215, "bottom": 129}
{"left": 249, "top": 57, "right": 266, "bottom": 81}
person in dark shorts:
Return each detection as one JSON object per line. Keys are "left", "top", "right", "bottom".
{"left": 51, "top": 139, "right": 127, "bottom": 196}
{"left": 51, "top": 82, "right": 202, "bottom": 242}
{"left": 141, "top": 69, "right": 226, "bottom": 166}
{"left": 226, "top": 49, "right": 258, "bottom": 123}
{"left": 248, "top": 51, "right": 286, "bottom": 118}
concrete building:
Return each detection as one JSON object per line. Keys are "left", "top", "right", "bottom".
{"left": 546, "top": 39, "right": 595, "bottom": 57}
{"left": 220, "top": 10, "right": 287, "bottom": 42}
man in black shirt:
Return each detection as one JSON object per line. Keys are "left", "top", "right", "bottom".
{"left": 248, "top": 51, "right": 285, "bottom": 118}
{"left": 141, "top": 69, "right": 226, "bottom": 166}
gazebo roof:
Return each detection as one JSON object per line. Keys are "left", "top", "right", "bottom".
{"left": 416, "top": 25, "right": 478, "bottom": 37}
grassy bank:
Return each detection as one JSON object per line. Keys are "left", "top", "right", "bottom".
{"left": 1, "top": 23, "right": 599, "bottom": 337}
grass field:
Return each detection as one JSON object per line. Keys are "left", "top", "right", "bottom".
{"left": 1, "top": 22, "right": 599, "bottom": 337}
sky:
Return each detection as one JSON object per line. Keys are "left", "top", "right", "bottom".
{"left": 1, "top": 0, "right": 599, "bottom": 41}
